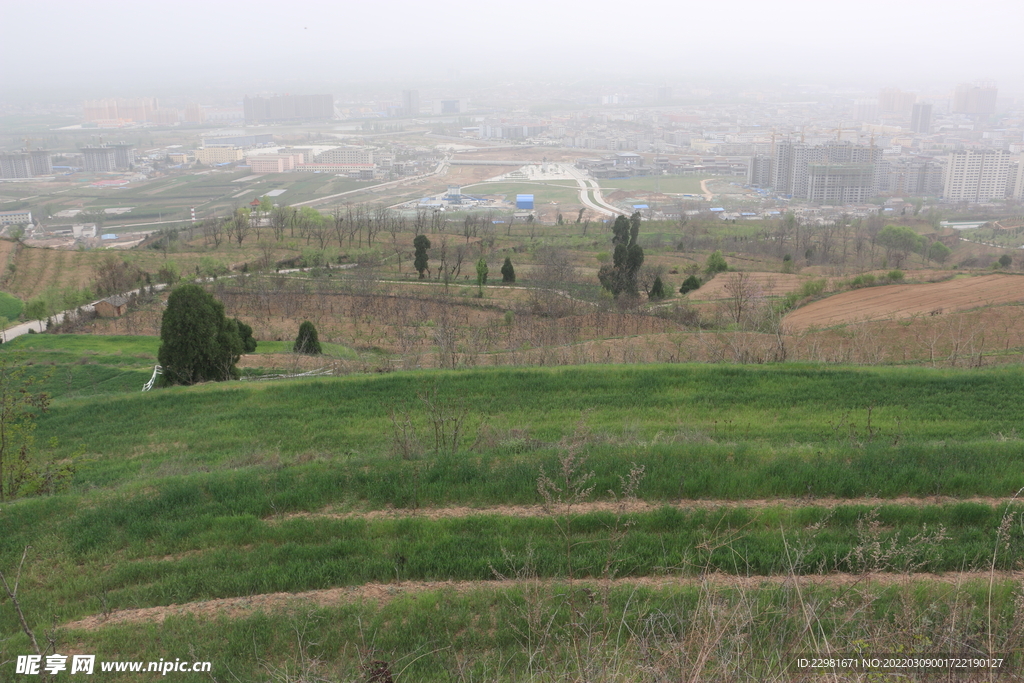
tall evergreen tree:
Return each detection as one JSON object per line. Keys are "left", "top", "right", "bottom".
{"left": 294, "top": 321, "right": 322, "bottom": 355}
{"left": 501, "top": 257, "right": 516, "bottom": 283}
{"left": 598, "top": 211, "right": 645, "bottom": 296}
{"left": 413, "top": 235, "right": 431, "bottom": 280}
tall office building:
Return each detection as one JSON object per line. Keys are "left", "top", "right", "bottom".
{"left": 943, "top": 149, "right": 1010, "bottom": 202}
{"left": 401, "top": 90, "right": 420, "bottom": 117}
{"left": 952, "top": 83, "right": 998, "bottom": 116}
{"left": 910, "top": 103, "right": 932, "bottom": 134}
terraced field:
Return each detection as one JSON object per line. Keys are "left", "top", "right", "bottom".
{"left": 786, "top": 273, "right": 1024, "bottom": 330}
{"left": 2, "top": 353, "right": 1024, "bottom": 680}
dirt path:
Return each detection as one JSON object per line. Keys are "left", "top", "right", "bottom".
{"left": 270, "top": 496, "right": 1019, "bottom": 523}
{"left": 700, "top": 178, "right": 714, "bottom": 201}
{"left": 61, "top": 570, "right": 1024, "bottom": 631}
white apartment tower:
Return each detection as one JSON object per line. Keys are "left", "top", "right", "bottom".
{"left": 1014, "top": 157, "right": 1024, "bottom": 201}
{"left": 943, "top": 150, "right": 1010, "bottom": 202}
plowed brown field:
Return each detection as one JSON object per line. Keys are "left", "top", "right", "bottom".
{"left": 786, "top": 274, "right": 1024, "bottom": 330}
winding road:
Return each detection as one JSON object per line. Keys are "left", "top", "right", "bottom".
{"left": 565, "top": 165, "right": 625, "bottom": 217}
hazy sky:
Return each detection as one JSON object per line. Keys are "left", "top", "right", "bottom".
{"left": 3, "top": 0, "right": 1021, "bottom": 97}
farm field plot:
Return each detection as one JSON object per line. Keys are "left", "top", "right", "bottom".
{"left": 786, "top": 273, "right": 1024, "bottom": 330}
{"left": 689, "top": 271, "right": 810, "bottom": 300}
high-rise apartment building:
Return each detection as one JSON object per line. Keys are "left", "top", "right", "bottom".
{"left": 879, "top": 88, "right": 916, "bottom": 113}
{"left": 0, "top": 153, "right": 34, "bottom": 179}
{"left": 952, "top": 83, "right": 998, "bottom": 116}
{"left": 0, "top": 150, "right": 52, "bottom": 179}
{"left": 30, "top": 150, "right": 52, "bottom": 175}
{"left": 243, "top": 95, "right": 334, "bottom": 124}
{"left": 82, "top": 146, "right": 117, "bottom": 172}
{"left": 1012, "top": 157, "right": 1024, "bottom": 201}
{"left": 852, "top": 99, "right": 878, "bottom": 122}
{"left": 82, "top": 98, "right": 159, "bottom": 122}
{"left": 401, "top": 90, "right": 420, "bottom": 117}
{"left": 747, "top": 154, "right": 772, "bottom": 187}
{"left": 184, "top": 103, "right": 206, "bottom": 124}
{"left": 876, "top": 156, "right": 944, "bottom": 196}
{"left": 81, "top": 144, "right": 135, "bottom": 172}
{"left": 111, "top": 143, "right": 136, "bottom": 169}
{"left": 910, "top": 103, "right": 932, "bottom": 134}
{"left": 768, "top": 139, "right": 881, "bottom": 202}
{"left": 943, "top": 149, "right": 1010, "bottom": 202}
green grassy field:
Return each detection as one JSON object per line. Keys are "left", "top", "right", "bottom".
{"left": 463, "top": 182, "right": 583, "bottom": 206}
{"left": 3, "top": 345, "right": 1024, "bottom": 680}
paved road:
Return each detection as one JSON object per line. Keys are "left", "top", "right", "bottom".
{"left": 564, "top": 165, "right": 624, "bottom": 217}
{"left": 293, "top": 154, "right": 451, "bottom": 208}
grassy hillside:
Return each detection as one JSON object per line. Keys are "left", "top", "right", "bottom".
{"left": 3, "top": 347, "right": 1024, "bottom": 680}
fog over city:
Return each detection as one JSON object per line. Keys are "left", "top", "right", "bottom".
{"left": 3, "top": 0, "right": 1021, "bottom": 96}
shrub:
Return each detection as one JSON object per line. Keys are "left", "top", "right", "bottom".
{"left": 781, "top": 253, "right": 794, "bottom": 273}
{"left": 294, "top": 321, "right": 322, "bottom": 355}
{"left": 999, "top": 254, "right": 1013, "bottom": 268}
{"left": 705, "top": 250, "right": 728, "bottom": 276}
{"left": 234, "top": 318, "right": 257, "bottom": 353}
{"left": 886, "top": 270, "right": 904, "bottom": 282}
{"left": 851, "top": 274, "right": 876, "bottom": 288}
{"left": 928, "top": 241, "right": 952, "bottom": 264}
{"left": 649, "top": 276, "right": 666, "bottom": 300}
{"left": 679, "top": 275, "right": 701, "bottom": 295}
{"left": 800, "top": 279, "right": 827, "bottom": 297}
{"left": 158, "top": 284, "right": 242, "bottom": 385}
